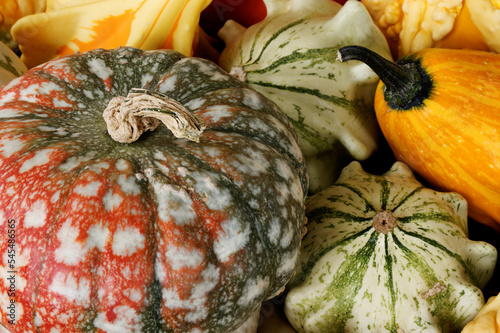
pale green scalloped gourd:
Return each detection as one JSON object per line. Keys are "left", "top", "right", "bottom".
{"left": 285, "top": 161, "right": 498, "bottom": 333}
{"left": 0, "top": 40, "right": 26, "bottom": 87}
{"left": 218, "top": 0, "right": 392, "bottom": 193}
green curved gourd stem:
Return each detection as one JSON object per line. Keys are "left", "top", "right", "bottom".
{"left": 337, "top": 45, "right": 432, "bottom": 110}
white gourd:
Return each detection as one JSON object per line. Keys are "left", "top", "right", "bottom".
{"left": 0, "top": 41, "right": 26, "bottom": 87}
{"left": 218, "top": 0, "right": 393, "bottom": 193}
{"left": 285, "top": 161, "right": 498, "bottom": 333}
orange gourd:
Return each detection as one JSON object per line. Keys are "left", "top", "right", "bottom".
{"left": 337, "top": 46, "right": 500, "bottom": 232}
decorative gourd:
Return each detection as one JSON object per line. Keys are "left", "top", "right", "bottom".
{"left": 337, "top": 45, "right": 500, "bottom": 233}
{"left": 0, "top": 0, "right": 46, "bottom": 31}
{"left": 0, "top": 0, "right": 45, "bottom": 49}
{"left": 217, "top": 0, "right": 393, "bottom": 193}
{"left": 360, "top": 0, "right": 500, "bottom": 59}
{"left": 11, "top": 0, "right": 211, "bottom": 69}
{"left": 462, "top": 294, "right": 500, "bottom": 332}
{"left": 285, "top": 161, "right": 498, "bottom": 333}
{"left": 0, "top": 40, "right": 27, "bottom": 86}
{"left": 0, "top": 47, "right": 308, "bottom": 332}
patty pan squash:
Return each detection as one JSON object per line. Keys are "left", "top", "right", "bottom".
{"left": 285, "top": 161, "right": 497, "bottom": 333}
{"left": 361, "top": 0, "right": 500, "bottom": 59}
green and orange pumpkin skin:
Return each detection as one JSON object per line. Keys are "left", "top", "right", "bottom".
{"left": 0, "top": 47, "right": 308, "bottom": 332}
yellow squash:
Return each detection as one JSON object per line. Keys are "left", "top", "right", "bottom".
{"left": 0, "top": 0, "right": 46, "bottom": 31}
{"left": 462, "top": 294, "right": 500, "bottom": 332}
{"left": 360, "top": 0, "right": 500, "bottom": 59}
{"left": 11, "top": 0, "right": 211, "bottom": 68}
{"left": 337, "top": 46, "right": 500, "bottom": 232}
{"left": 0, "top": 0, "right": 46, "bottom": 48}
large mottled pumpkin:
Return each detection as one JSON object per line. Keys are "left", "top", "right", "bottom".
{"left": 0, "top": 47, "right": 308, "bottom": 332}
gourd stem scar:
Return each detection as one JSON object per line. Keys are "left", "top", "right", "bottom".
{"left": 373, "top": 210, "right": 398, "bottom": 234}
{"left": 103, "top": 88, "right": 205, "bottom": 143}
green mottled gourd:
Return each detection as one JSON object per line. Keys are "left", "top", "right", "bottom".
{"left": 0, "top": 47, "right": 308, "bottom": 333}
{"left": 285, "top": 161, "right": 497, "bottom": 333}
{"left": 218, "top": 0, "right": 393, "bottom": 193}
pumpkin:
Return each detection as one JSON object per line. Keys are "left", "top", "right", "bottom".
{"left": 11, "top": 0, "right": 212, "bottom": 69}
{"left": 337, "top": 45, "right": 500, "bottom": 233}
{"left": 218, "top": 0, "right": 393, "bottom": 193}
{"left": 0, "top": 46, "right": 308, "bottom": 332}
{"left": 0, "top": 40, "right": 27, "bottom": 87}
{"left": 360, "top": 0, "right": 500, "bottom": 59}
{"left": 285, "top": 161, "right": 498, "bottom": 333}
{"left": 462, "top": 293, "right": 500, "bottom": 332}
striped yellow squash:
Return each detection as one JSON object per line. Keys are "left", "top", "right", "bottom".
{"left": 11, "top": 0, "right": 211, "bottom": 68}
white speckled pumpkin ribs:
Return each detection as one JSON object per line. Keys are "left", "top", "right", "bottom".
{"left": 0, "top": 47, "right": 308, "bottom": 332}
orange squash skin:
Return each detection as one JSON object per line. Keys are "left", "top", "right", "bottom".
{"left": 374, "top": 48, "right": 500, "bottom": 232}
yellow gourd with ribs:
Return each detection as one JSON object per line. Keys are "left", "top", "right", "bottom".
{"left": 462, "top": 294, "right": 500, "bottom": 332}
{"left": 361, "top": 0, "right": 500, "bottom": 59}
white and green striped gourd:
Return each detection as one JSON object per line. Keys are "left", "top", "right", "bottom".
{"left": 218, "top": 0, "right": 393, "bottom": 193}
{"left": 285, "top": 161, "right": 498, "bottom": 333}
{"left": 0, "top": 40, "right": 26, "bottom": 87}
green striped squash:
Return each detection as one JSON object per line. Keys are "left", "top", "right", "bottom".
{"left": 218, "top": 0, "right": 393, "bottom": 193}
{"left": 285, "top": 161, "right": 498, "bottom": 333}
{"left": 0, "top": 40, "right": 26, "bottom": 87}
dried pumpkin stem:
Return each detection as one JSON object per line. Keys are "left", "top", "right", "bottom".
{"left": 372, "top": 210, "right": 398, "bottom": 234}
{"left": 103, "top": 88, "right": 204, "bottom": 144}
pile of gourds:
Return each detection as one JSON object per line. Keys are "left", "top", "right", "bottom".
{"left": 0, "top": 0, "right": 499, "bottom": 332}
